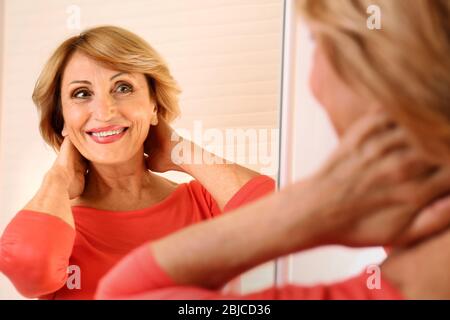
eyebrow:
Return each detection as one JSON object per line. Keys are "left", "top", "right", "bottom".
{"left": 110, "top": 72, "right": 130, "bottom": 81}
{"left": 68, "top": 72, "right": 130, "bottom": 85}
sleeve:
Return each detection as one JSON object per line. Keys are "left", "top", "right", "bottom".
{"left": 0, "top": 210, "right": 76, "bottom": 298}
{"left": 192, "top": 175, "right": 276, "bottom": 217}
{"left": 95, "top": 243, "right": 403, "bottom": 300}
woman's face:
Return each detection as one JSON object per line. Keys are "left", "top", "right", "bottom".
{"left": 60, "top": 51, "right": 157, "bottom": 164}
{"left": 309, "top": 35, "right": 377, "bottom": 137}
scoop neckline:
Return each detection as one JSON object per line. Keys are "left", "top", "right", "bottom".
{"left": 71, "top": 182, "right": 188, "bottom": 216}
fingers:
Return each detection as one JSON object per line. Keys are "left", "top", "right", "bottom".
{"left": 359, "top": 126, "right": 409, "bottom": 162}
{"left": 417, "top": 166, "right": 450, "bottom": 205}
{"left": 395, "top": 195, "right": 450, "bottom": 246}
{"left": 58, "top": 134, "right": 85, "bottom": 164}
{"left": 324, "top": 112, "right": 399, "bottom": 170}
{"left": 359, "top": 122, "right": 438, "bottom": 187}
{"left": 343, "top": 111, "right": 396, "bottom": 150}
{"left": 374, "top": 147, "right": 433, "bottom": 185}
{"left": 390, "top": 166, "right": 450, "bottom": 214}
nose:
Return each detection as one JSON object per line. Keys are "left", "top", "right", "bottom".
{"left": 91, "top": 93, "right": 117, "bottom": 122}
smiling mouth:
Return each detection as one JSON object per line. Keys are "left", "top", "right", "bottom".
{"left": 87, "top": 127, "right": 128, "bottom": 137}
{"left": 85, "top": 127, "right": 129, "bottom": 144}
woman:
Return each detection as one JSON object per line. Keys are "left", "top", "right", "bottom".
{"left": 0, "top": 26, "right": 275, "bottom": 299}
{"left": 95, "top": 0, "right": 450, "bottom": 299}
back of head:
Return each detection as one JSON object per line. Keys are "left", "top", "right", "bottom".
{"left": 298, "top": 0, "right": 450, "bottom": 162}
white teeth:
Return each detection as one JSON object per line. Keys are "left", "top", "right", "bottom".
{"left": 91, "top": 128, "right": 125, "bottom": 137}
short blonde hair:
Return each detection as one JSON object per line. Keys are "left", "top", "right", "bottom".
{"left": 32, "top": 25, "right": 181, "bottom": 151}
{"left": 298, "top": 0, "right": 450, "bottom": 161}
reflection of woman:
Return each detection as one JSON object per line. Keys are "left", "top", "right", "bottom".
{"left": 0, "top": 26, "right": 274, "bottom": 299}
{"left": 95, "top": 0, "right": 450, "bottom": 299}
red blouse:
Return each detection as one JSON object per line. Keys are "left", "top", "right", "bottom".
{"left": 0, "top": 175, "right": 275, "bottom": 299}
{"left": 96, "top": 242, "right": 404, "bottom": 300}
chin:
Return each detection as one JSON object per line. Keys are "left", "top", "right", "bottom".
{"left": 84, "top": 152, "right": 133, "bottom": 165}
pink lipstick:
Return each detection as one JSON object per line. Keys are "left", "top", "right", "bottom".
{"left": 86, "top": 125, "right": 128, "bottom": 144}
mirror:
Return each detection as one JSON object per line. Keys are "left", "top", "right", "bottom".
{"left": 0, "top": 0, "right": 283, "bottom": 299}
{"left": 276, "top": 0, "right": 387, "bottom": 287}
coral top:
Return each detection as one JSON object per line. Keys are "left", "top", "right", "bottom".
{"left": 96, "top": 243, "right": 404, "bottom": 300}
{"left": 0, "top": 175, "right": 275, "bottom": 300}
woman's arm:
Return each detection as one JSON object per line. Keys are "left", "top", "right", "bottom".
{"left": 95, "top": 180, "right": 318, "bottom": 299}
{"left": 151, "top": 181, "right": 313, "bottom": 289}
{"left": 147, "top": 115, "right": 450, "bottom": 289}
{"left": 96, "top": 174, "right": 450, "bottom": 299}
{"left": 0, "top": 171, "right": 76, "bottom": 298}
{"left": 99, "top": 113, "right": 450, "bottom": 299}
{"left": 97, "top": 245, "right": 403, "bottom": 300}
{"left": 22, "top": 169, "right": 75, "bottom": 228}
{"left": 95, "top": 184, "right": 404, "bottom": 300}
{"left": 22, "top": 135, "right": 87, "bottom": 228}
{"left": 96, "top": 179, "right": 450, "bottom": 300}
{"left": 0, "top": 209, "right": 75, "bottom": 298}
{"left": 177, "top": 139, "right": 264, "bottom": 210}
{"left": 0, "top": 137, "right": 86, "bottom": 298}
{"left": 149, "top": 226, "right": 450, "bottom": 300}
{"left": 145, "top": 116, "right": 263, "bottom": 210}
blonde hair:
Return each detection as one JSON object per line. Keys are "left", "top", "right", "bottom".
{"left": 32, "top": 25, "right": 181, "bottom": 151}
{"left": 298, "top": 0, "right": 450, "bottom": 161}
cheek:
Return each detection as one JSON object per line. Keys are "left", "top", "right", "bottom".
{"left": 309, "top": 61, "right": 323, "bottom": 105}
{"left": 62, "top": 103, "right": 88, "bottom": 130}
{"left": 309, "top": 45, "right": 334, "bottom": 113}
{"left": 124, "top": 101, "right": 152, "bottom": 126}
{"left": 122, "top": 99, "right": 153, "bottom": 137}
{"left": 308, "top": 45, "right": 366, "bottom": 136}
{"left": 309, "top": 42, "right": 325, "bottom": 104}
{"left": 309, "top": 51, "right": 342, "bottom": 130}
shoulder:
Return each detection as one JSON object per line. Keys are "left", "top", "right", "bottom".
{"left": 150, "top": 173, "right": 180, "bottom": 190}
{"left": 186, "top": 175, "right": 276, "bottom": 201}
{"left": 183, "top": 179, "right": 214, "bottom": 204}
{"left": 185, "top": 179, "right": 212, "bottom": 199}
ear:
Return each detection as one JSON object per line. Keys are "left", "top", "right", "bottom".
{"left": 150, "top": 104, "right": 159, "bottom": 126}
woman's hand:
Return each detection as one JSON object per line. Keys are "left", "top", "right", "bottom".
{"left": 22, "top": 135, "right": 86, "bottom": 228}
{"left": 144, "top": 115, "right": 183, "bottom": 173}
{"left": 290, "top": 111, "right": 450, "bottom": 248}
{"left": 49, "top": 136, "right": 88, "bottom": 200}
{"left": 143, "top": 114, "right": 262, "bottom": 210}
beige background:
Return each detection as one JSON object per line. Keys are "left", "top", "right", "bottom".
{"left": 0, "top": 0, "right": 282, "bottom": 299}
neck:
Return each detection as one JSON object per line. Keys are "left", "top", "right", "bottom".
{"left": 83, "top": 150, "right": 153, "bottom": 199}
